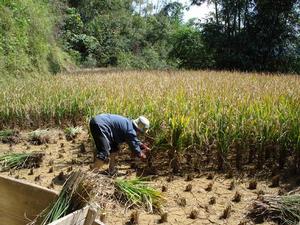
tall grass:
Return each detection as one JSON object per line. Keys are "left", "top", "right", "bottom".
{"left": 0, "top": 70, "right": 300, "bottom": 171}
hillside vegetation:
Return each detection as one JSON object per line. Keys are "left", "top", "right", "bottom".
{"left": 0, "top": 0, "right": 71, "bottom": 77}
{"left": 1, "top": 0, "right": 299, "bottom": 76}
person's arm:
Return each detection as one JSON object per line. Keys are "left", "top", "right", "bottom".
{"left": 127, "top": 130, "right": 142, "bottom": 156}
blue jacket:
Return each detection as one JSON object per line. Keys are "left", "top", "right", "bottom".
{"left": 93, "top": 114, "right": 141, "bottom": 154}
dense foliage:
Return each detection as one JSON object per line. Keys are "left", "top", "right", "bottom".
{"left": 60, "top": 0, "right": 181, "bottom": 69}
{"left": 0, "top": 0, "right": 299, "bottom": 75}
{"left": 0, "top": 0, "right": 72, "bottom": 76}
{"left": 193, "top": 0, "right": 300, "bottom": 73}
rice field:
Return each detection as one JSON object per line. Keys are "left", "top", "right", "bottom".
{"left": 1, "top": 70, "right": 300, "bottom": 172}
{"left": 0, "top": 129, "right": 284, "bottom": 225}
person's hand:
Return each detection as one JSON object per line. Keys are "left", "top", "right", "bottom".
{"left": 131, "top": 150, "right": 147, "bottom": 159}
{"left": 139, "top": 151, "right": 147, "bottom": 160}
{"left": 140, "top": 143, "right": 150, "bottom": 153}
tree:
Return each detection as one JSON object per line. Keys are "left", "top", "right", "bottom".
{"left": 192, "top": 0, "right": 300, "bottom": 73}
{"left": 169, "top": 25, "right": 214, "bottom": 69}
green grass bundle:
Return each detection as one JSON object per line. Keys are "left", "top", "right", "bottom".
{"left": 115, "top": 178, "right": 164, "bottom": 212}
{"left": 36, "top": 170, "right": 93, "bottom": 225}
{"left": 248, "top": 194, "right": 300, "bottom": 225}
{"left": 0, "top": 129, "right": 14, "bottom": 138}
{"left": 0, "top": 129, "right": 20, "bottom": 143}
{"left": 0, "top": 152, "right": 44, "bottom": 171}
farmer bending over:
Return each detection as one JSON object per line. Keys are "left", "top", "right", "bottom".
{"left": 89, "top": 113, "right": 150, "bottom": 174}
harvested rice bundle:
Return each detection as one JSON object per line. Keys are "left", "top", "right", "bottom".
{"left": 248, "top": 193, "right": 300, "bottom": 224}
{"left": 115, "top": 178, "right": 164, "bottom": 213}
{"left": 34, "top": 170, "right": 93, "bottom": 225}
{"left": 29, "top": 129, "right": 50, "bottom": 145}
{"left": 0, "top": 129, "right": 20, "bottom": 144}
{"left": 0, "top": 152, "right": 44, "bottom": 171}
{"left": 65, "top": 126, "right": 82, "bottom": 141}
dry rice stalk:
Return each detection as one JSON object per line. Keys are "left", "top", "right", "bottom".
{"left": 248, "top": 193, "right": 300, "bottom": 224}
{"left": 83, "top": 172, "right": 117, "bottom": 211}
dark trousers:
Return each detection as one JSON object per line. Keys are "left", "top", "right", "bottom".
{"left": 89, "top": 118, "right": 110, "bottom": 161}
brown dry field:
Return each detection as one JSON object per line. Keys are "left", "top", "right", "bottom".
{"left": 0, "top": 129, "right": 282, "bottom": 225}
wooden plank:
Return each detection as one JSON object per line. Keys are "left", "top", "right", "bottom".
{"left": 0, "top": 175, "right": 104, "bottom": 225}
{"left": 83, "top": 204, "right": 99, "bottom": 225}
{"left": 92, "top": 220, "right": 106, "bottom": 225}
{"left": 48, "top": 206, "right": 89, "bottom": 225}
{"left": 0, "top": 175, "right": 58, "bottom": 225}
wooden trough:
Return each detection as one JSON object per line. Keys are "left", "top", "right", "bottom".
{"left": 0, "top": 175, "right": 104, "bottom": 225}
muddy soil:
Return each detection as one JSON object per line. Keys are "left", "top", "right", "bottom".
{"left": 0, "top": 129, "right": 281, "bottom": 225}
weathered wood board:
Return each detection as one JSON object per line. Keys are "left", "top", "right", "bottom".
{"left": 0, "top": 175, "right": 58, "bottom": 225}
{"left": 0, "top": 175, "right": 102, "bottom": 225}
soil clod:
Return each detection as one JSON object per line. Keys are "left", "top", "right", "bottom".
{"left": 232, "top": 191, "right": 242, "bottom": 203}
{"left": 48, "top": 167, "right": 54, "bottom": 173}
{"left": 126, "top": 210, "right": 139, "bottom": 225}
{"left": 205, "top": 182, "right": 213, "bottom": 192}
{"left": 161, "top": 185, "right": 167, "bottom": 192}
{"left": 158, "top": 212, "right": 168, "bottom": 223}
{"left": 185, "top": 184, "right": 193, "bottom": 192}
{"left": 189, "top": 209, "right": 199, "bottom": 219}
{"left": 28, "top": 168, "right": 34, "bottom": 175}
{"left": 270, "top": 175, "right": 280, "bottom": 187}
{"left": 207, "top": 173, "right": 214, "bottom": 180}
{"left": 58, "top": 171, "right": 65, "bottom": 181}
{"left": 209, "top": 196, "right": 216, "bottom": 205}
{"left": 166, "top": 175, "right": 174, "bottom": 182}
{"left": 48, "top": 159, "right": 54, "bottom": 166}
{"left": 34, "top": 175, "right": 41, "bottom": 181}
{"left": 178, "top": 197, "right": 187, "bottom": 207}
{"left": 248, "top": 179, "right": 257, "bottom": 190}
{"left": 228, "top": 180, "right": 235, "bottom": 190}
{"left": 67, "top": 166, "right": 73, "bottom": 172}
{"left": 225, "top": 170, "right": 234, "bottom": 179}
{"left": 185, "top": 174, "right": 194, "bottom": 182}
{"left": 220, "top": 204, "right": 232, "bottom": 219}
{"left": 80, "top": 143, "right": 86, "bottom": 153}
